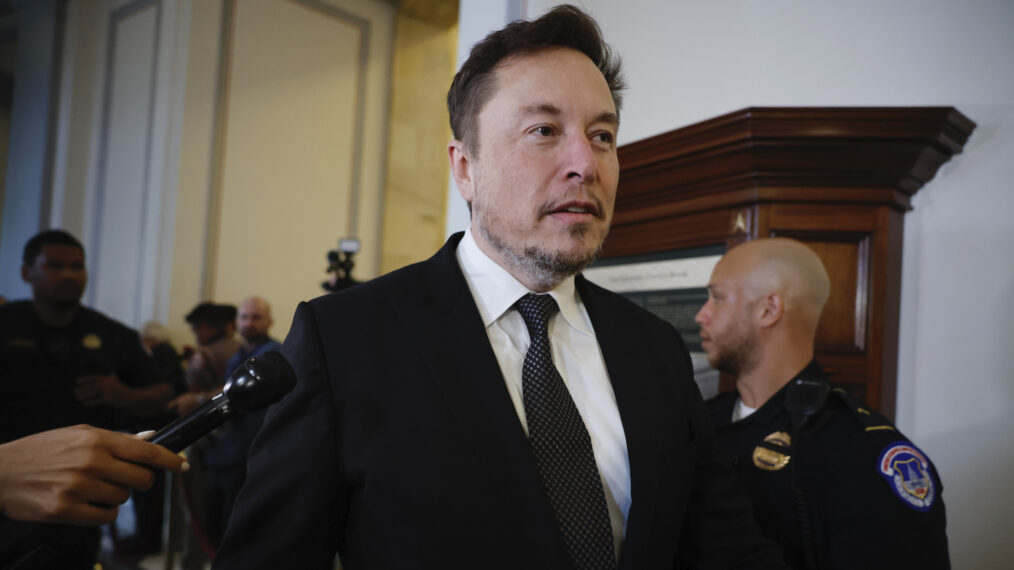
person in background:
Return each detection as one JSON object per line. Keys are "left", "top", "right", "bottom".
{"left": 140, "top": 320, "right": 186, "bottom": 396}
{"left": 111, "top": 321, "right": 188, "bottom": 558}
{"left": 167, "top": 302, "right": 240, "bottom": 417}
{"left": 202, "top": 296, "right": 282, "bottom": 552}
{"left": 697, "top": 237, "right": 949, "bottom": 569}
{"left": 0, "top": 229, "right": 175, "bottom": 569}
{"left": 168, "top": 302, "right": 240, "bottom": 570}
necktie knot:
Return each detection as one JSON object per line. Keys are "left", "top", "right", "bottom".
{"left": 516, "top": 293, "right": 559, "bottom": 337}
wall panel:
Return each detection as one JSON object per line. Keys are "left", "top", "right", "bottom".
{"left": 204, "top": 0, "right": 392, "bottom": 338}
{"left": 88, "top": 0, "right": 161, "bottom": 326}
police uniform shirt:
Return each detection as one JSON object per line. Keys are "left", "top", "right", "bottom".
{"left": 0, "top": 300, "right": 161, "bottom": 569}
{"left": 0, "top": 300, "right": 160, "bottom": 443}
{"left": 706, "top": 360, "right": 950, "bottom": 570}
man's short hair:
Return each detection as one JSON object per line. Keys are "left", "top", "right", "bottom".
{"left": 22, "top": 229, "right": 85, "bottom": 266}
{"left": 185, "top": 302, "right": 237, "bottom": 328}
{"left": 446, "top": 4, "right": 625, "bottom": 154}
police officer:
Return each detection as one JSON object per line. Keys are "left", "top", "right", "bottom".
{"left": 696, "top": 237, "right": 949, "bottom": 569}
{"left": 0, "top": 229, "right": 176, "bottom": 569}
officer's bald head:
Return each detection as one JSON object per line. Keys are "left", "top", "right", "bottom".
{"left": 718, "top": 238, "right": 830, "bottom": 334}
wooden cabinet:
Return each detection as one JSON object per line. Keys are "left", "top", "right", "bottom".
{"left": 601, "top": 107, "right": 975, "bottom": 417}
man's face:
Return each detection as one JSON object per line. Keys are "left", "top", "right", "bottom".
{"left": 21, "top": 244, "right": 87, "bottom": 307}
{"left": 452, "top": 47, "right": 619, "bottom": 290}
{"left": 694, "top": 259, "right": 759, "bottom": 375}
{"left": 237, "top": 300, "right": 272, "bottom": 344}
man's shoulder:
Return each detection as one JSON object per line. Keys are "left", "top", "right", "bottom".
{"left": 75, "top": 306, "right": 140, "bottom": 339}
{"left": 818, "top": 388, "right": 946, "bottom": 516}
{"left": 244, "top": 338, "right": 282, "bottom": 358}
{"left": 576, "top": 275, "right": 674, "bottom": 329}
{"left": 0, "top": 299, "right": 33, "bottom": 312}
{"left": 0, "top": 302, "right": 39, "bottom": 346}
{"left": 308, "top": 237, "right": 462, "bottom": 315}
{"left": 0, "top": 300, "right": 36, "bottom": 326}
{"left": 824, "top": 388, "right": 898, "bottom": 436}
{"left": 210, "top": 336, "right": 242, "bottom": 357}
{"left": 818, "top": 388, "right": 936, "bottom": 465}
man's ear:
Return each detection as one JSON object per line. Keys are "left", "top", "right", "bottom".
{"left": 20, "top": 265, "right": 30, "bottom": 284}
{"left": 448, "top": 140, "right": 474, "bottom": 203}
{"left": 758, "top": 293, "right": 784, "bottom": 328}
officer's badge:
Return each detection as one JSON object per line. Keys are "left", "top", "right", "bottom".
{"left": 82, "top": 333, "right": 102, "bottom": 350}
{"left": 753, "top": 431, "right": 792, "bottom": 471}
{"left": 878, "top": 442, "right": 935, "bottom": 511}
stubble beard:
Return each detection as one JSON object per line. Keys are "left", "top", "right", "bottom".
{"left": 477, "top": 212, "right": 606, "bottom": 291}
{"left": 710, "top": 327, "right": 760, "bottom": 377}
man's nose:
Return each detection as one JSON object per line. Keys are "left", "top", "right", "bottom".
{"left": 694, "top": 304, "right": 708, "bottom": 325}
{"left": 564, "top": 135, "right": 598, "bottom": 183}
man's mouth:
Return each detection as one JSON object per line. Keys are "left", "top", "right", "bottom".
{"left": 544, "top": 200, "right": 601, "bottom": 219}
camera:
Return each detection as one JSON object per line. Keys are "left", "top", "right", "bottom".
{"left": 323, "top": 237, "right": 361, "bottom": 292}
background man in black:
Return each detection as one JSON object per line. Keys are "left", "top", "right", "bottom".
{"left": 0, "top": 229, "right": 177, "bottom": 568}
{"left": 697, "top": 237, "right": 949, "bottom": 569}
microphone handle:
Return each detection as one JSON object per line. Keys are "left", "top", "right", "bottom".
{"left": 150, "top": 393, "right": 232, "bottom": 452}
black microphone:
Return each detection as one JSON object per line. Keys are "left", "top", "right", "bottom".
{"left": 150, "top": 350, "right": 296, "bottom": 452}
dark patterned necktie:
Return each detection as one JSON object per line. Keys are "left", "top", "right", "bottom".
{"left": 515, "top": 293, "right": 616, "bottom": 570}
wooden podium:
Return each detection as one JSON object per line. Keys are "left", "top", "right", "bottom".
{"left": 600, "top": 107, "right": 975, "bottom": 417}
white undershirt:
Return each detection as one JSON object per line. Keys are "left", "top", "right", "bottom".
{"left": 732, "top": 397, "right": 758, "bottom": 422}
{"left": 455, "top": 228, "right": 631, "bottom": 555}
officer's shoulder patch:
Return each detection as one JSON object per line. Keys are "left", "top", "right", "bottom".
{"left": 831, "top": 388, "right": 896, "bottom": 433}
{"left": 878, "top": 441, "right": 936, "bottom": 511}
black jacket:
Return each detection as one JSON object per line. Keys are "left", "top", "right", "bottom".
{"left": 214, "top": 233, "right": 786, "bottom": 569}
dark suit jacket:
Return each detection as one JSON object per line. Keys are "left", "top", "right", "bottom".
{"left": 214, "top": 233, "right": 784, "bottom": 570}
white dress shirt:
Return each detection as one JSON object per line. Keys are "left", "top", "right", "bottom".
{"left": 455, "top": 228, "right": 631, "bottom": 554}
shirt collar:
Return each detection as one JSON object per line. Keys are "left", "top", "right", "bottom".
{"left": 456, "top": 227, "right": 594, "bottom": 336}
{"left": 734, "top": 359, "right": 828, "bottom": 425}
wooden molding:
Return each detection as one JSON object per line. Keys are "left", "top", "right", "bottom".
{"left": 610, "top": 107, "right": 976, "bottom": 237}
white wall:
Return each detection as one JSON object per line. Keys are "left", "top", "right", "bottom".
{"left": 445, "top": 0, "right": 524, "bottom": 237}
{"left": 471, "top": 1, "right": 1014, "bottom": 567}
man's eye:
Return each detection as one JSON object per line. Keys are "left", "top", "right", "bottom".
{"left": 592, "top": 132, "right": 615, "bottom": 144}
{"left": 532, "top": 126, "right": 554, "bottom": 137}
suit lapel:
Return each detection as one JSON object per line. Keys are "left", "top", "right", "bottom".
{"left": 578, "top": 276, "right": 665, "bottom": 570}
{"left": 389, "top": 235, "right": 570, "bottom": 569}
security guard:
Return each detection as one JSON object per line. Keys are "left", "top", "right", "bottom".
{"left": 0, "top": 229, "right": 175, "bottom": 569}
{"left": 696, "top": 238, "right": 949, "bottom": 569}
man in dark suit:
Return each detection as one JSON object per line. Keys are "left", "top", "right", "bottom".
{"left": 214, "top": 6, "right": 786, "bottom": 569}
